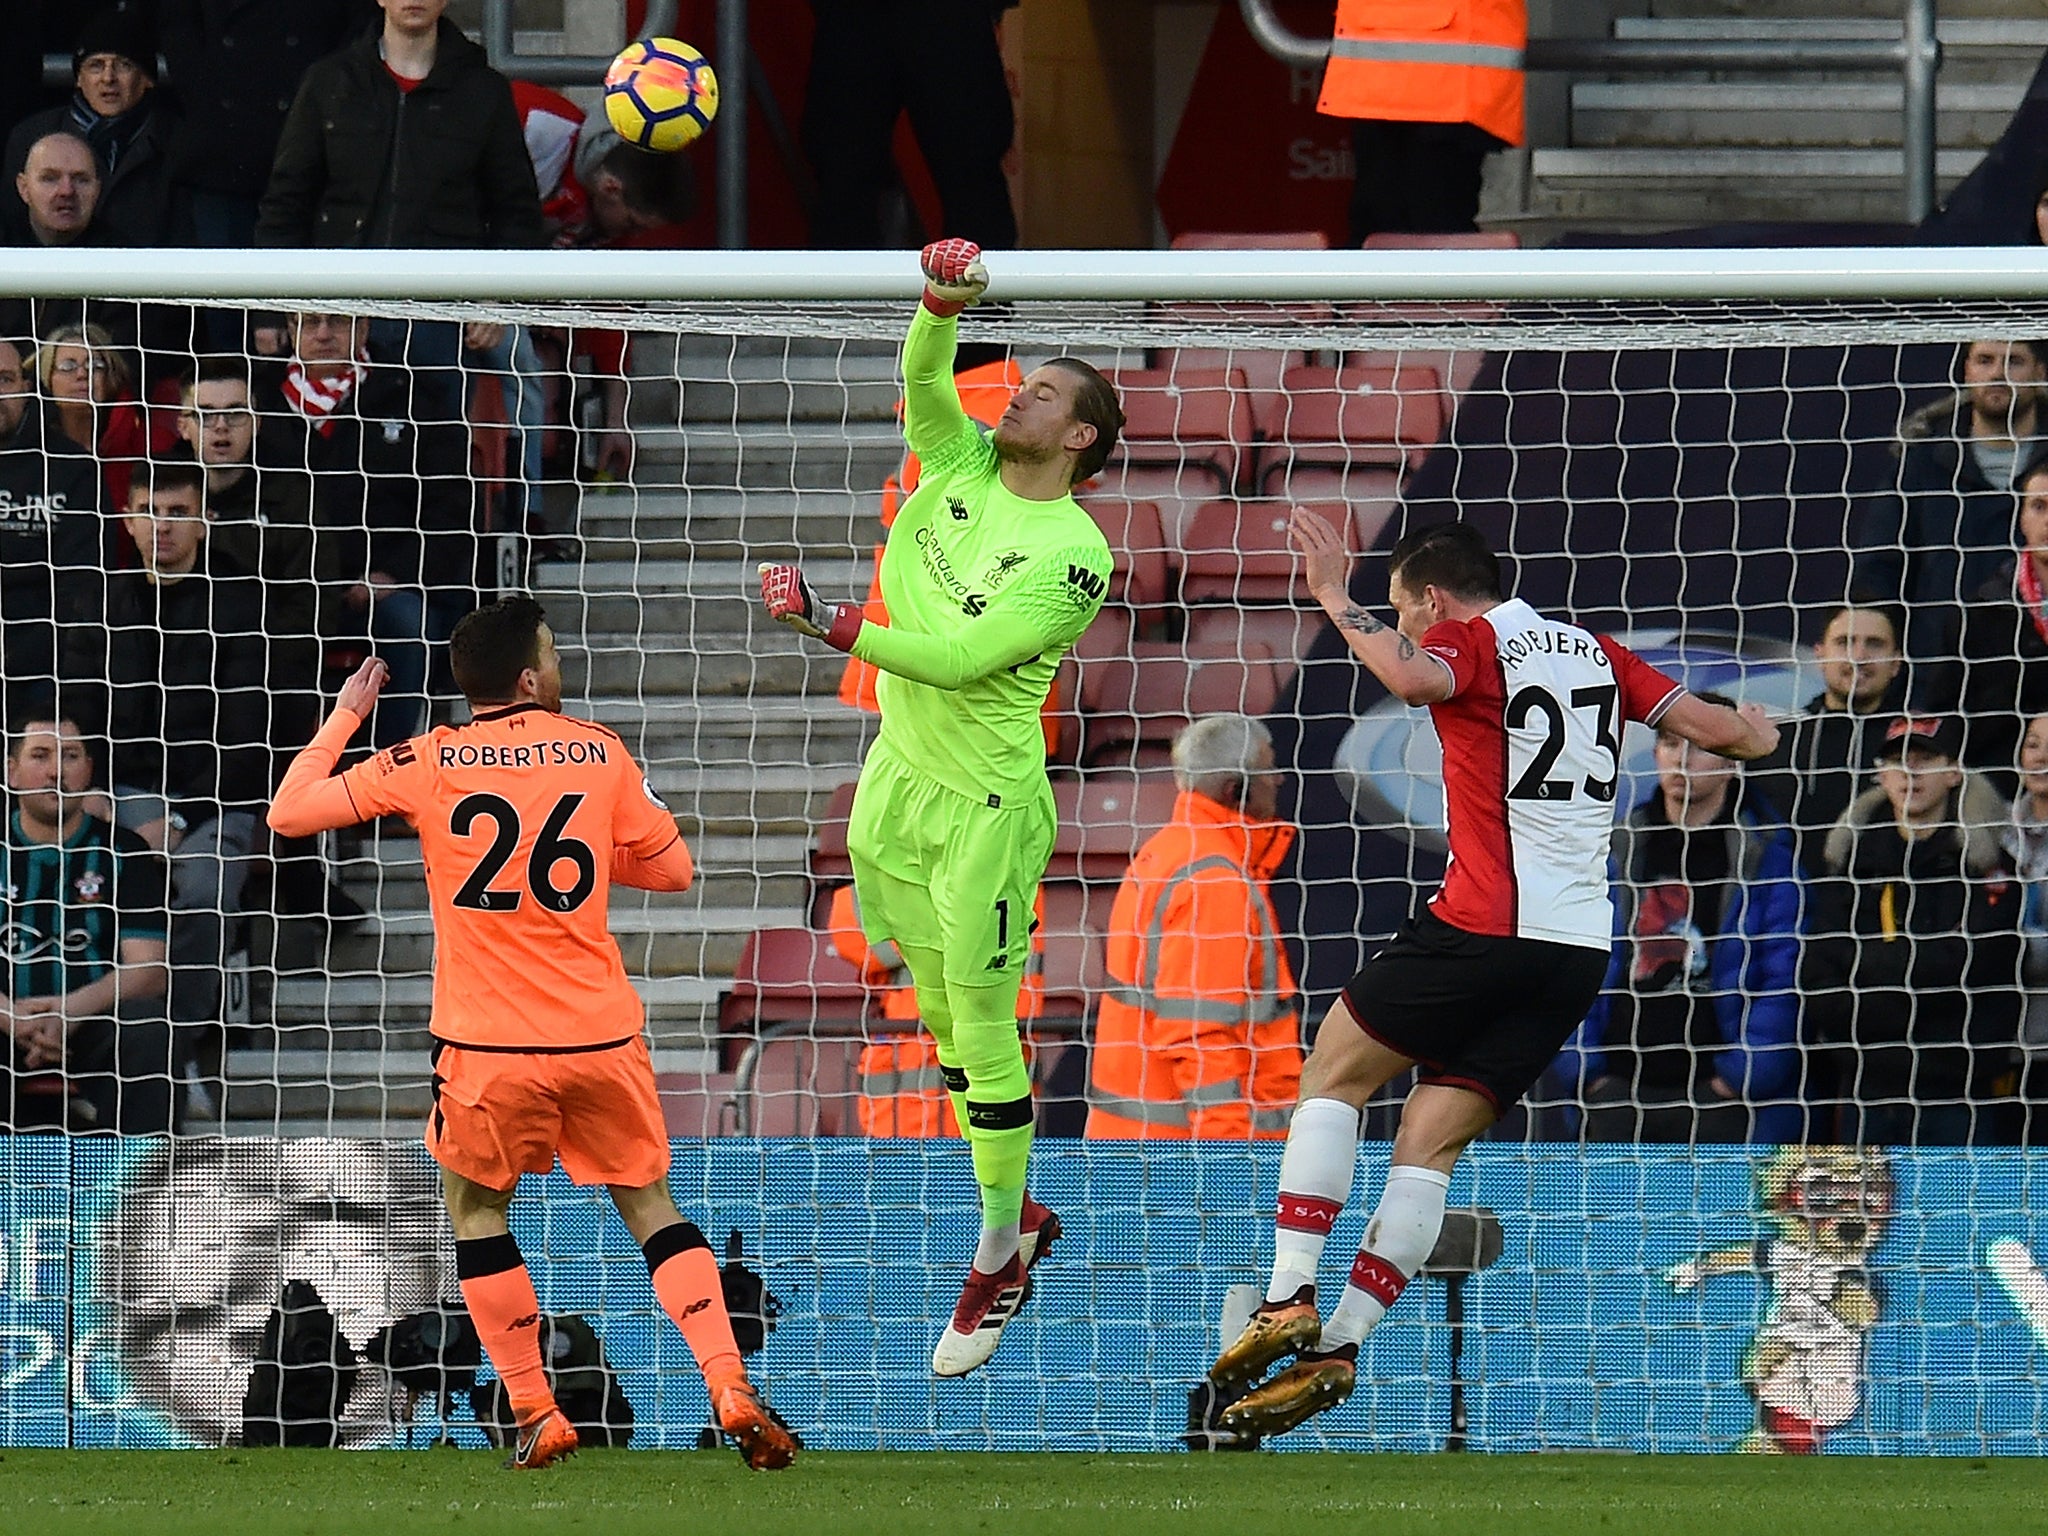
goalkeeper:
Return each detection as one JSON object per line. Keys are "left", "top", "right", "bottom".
{"left": 759, "top": 239, "right": 1120, "bottom": 1376}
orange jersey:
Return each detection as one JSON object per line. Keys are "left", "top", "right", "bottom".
{"left": 270, "top": 702, "right": 692, "bottom": 1050}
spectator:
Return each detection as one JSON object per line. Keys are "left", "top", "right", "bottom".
{"left": 158, "top": 1, "right": 376, "bottom": 253}
{"left": 7, "top": 129, "right": 104, "bottom": 251}
{"left": 1751, "top": 603, "right": 1906, "bottom": 875}
{"left": 1944, "top": 450, "right": 2048, "bottom": 787}
{"left": 801, "top": 0, "right": 1018, "bottom": 250}
{"left": 257, "top": 0, "right": 544, "bottom": 424}
{"left": 1851, "top": 338, "right": 2048, "bottom": 672}
{"left": 1558, "top": 692, "right": 1806, "bottom": 1143}
{"left": 1085, "top": 715, "right": 1301, "bottom": 1140}
{"left": 2004, "top": 711, "right": 2048, "bottom": 1142}
{"left": 1801, "top": 714, "right": 2025, "bottom": 1146}
{"left": 1321, "top": 0, "right": 1524, "bottom": 243}
{"left": 2, "top": 704, "right": 173, "bottom": 1134}
{"left": 258, "top": 310, "right": 478, "bottom": 747}
{"left": 0, "top": 334, "right": 102, "bottom": 694}
{"left": 2, "top": 6, "right": 176, "bottom": 248}
{"left": 37, "top": 320, "right": 174, "bottom": 514}
{"left": 62, "top": 461, "right": 273, "bottom": 1105}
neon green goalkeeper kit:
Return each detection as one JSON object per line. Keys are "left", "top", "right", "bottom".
{"left": 846, "top": 305, "right": 1111, "bottom": 1225}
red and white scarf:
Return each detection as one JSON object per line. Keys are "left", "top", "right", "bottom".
{"left": 2018, "top": 554, "right": 2048, "bottom": 648}
{"left": 281, "top": 359, "right": 366, "bottom": 437}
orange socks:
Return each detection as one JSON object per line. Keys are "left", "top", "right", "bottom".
{"left": 644, "top": 1221, "right": 743, "bottom": 1384}
{"left": 456, "top": 1233, "right": 557, "bottom": 1425}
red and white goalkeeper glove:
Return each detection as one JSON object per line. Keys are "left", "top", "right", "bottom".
{"left": 758, "top": 562, "right": 862, "bottom": 652}
{"left": 920, "top": 237, "right": 989, "bottom": 317}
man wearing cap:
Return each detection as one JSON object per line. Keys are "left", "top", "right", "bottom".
{"left": 1801, "top": 714, "right": 2025, "bottom": 1145}
{"left": 3, "top": 5, "right": 177, "bottom": 248}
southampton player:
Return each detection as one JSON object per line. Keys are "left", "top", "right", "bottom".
{"left": 757, "top": 240, "right": 1120, "bottom": 1375}
{"left": 1211, "top": 513, "right": 1781, "bottom": 1437}
{"left": 268, "top": 599, "right": 796, "bottom": 1471}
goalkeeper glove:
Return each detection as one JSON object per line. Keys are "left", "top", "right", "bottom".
{"left": 920, "top": 238, "right": 989, "bottom": 317}
{"left": 758, "top": 562, "right": 863, "bottom": 652}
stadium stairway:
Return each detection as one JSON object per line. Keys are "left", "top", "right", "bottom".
{"left": 1506, "top": 2, "right": 2048, "bottom": 234}
{"left": 223, "top": 331, "right": 904, "bottom": 1135}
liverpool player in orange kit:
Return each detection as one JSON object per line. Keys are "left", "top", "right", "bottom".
{"left": 268, "top": 597, "right": 796, "bottom": 1472}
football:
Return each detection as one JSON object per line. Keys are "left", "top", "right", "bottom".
{"left": 603, "top": 37, "right": 719, "bottom": 153}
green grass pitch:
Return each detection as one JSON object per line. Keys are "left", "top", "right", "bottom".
{"left": 3, "top": 1451, "right": 2044, "bottom": 1536}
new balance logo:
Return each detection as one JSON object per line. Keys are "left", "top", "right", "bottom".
{"left": 949, "top": 497, "right": 969, "bottom": 521}
{"left": 985, "top": 953, "right": 1008, "bottom": 970}
{"left": 681, "top": 1297, "right": 711, "bottom": 1317}
{"left": 510, "top": 1312, "right": 539, "bottom": 1330}
{"left": 1065, "top": 564, "right": 1106, "bottom": 604}
{"left": 961, "top": 592, "right": 986, "bottom": 616}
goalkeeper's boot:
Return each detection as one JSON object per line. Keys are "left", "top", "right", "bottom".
{"left": 1018, "top": 1194, "right": 1063, "bottom": 1271}
{"left": 505, "top": 1406, "right": 578, "bottom": 1471}
{"left": 931, "top": 1250, "right": 1032, "bottom": 1378}
{"left": 1208, "top": 1284, "right": 1322, "bottom": 1394}
{"left": 713, "top": 1376, "right": 798, "bottom": 1471}
{"left": 1218, "top": 1343, "right": 1357, "bottom": 1438}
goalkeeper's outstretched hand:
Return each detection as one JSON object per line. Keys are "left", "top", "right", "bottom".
{"left": 758, "top": 562, "right": 863, "bottom": 652}
{"left": 920, "top": 238, "right": 989, "bottom": 317}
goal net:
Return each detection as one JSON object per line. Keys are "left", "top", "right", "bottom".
{"left": 3, "top": 246, "right": 2047, "bottom": 1454}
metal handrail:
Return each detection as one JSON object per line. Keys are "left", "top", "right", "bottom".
{"left": 1239, "top": 0, "right": 1944, "bottom": 222}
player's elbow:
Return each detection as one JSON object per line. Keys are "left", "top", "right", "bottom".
{"left": 266, "top": 802, "right": 311, "bottom": 839}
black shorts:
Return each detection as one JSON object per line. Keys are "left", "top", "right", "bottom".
{"left": 1341, "top": 908, "right": 1610, "bottom": 1117}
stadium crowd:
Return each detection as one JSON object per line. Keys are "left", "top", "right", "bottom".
{"left": 2, "top": 3, "right": 2048, "bottom": 1153}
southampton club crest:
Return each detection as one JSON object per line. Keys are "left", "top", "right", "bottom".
{"left": 73, "top": 869, "right": 105, "bottom": 903}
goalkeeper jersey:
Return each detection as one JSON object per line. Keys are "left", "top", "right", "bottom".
{"left": 854, "top": 307, "right": 1113, "bottom": 804}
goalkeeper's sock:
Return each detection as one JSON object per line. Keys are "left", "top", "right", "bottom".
{"left": 456, "top": 1233, "right": 557, "bottom": 1425}
{"left": 952, "top": 983, "right": 1033, "bottom": 1269}
{"left": 1268, "top": 1097, "right": 1361, "bottom": 1304}
{"left": 644, "top": 1220, "right": 743, "bottom": 1384}
{"left": 1320, "top": 1164, "right": 1451, "bottom": 1348}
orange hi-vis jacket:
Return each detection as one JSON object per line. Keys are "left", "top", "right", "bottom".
{"left": 827, "top": 883, "right": 1046, "bottom": 1136}
{"left": 1317, "top": 0, "right": 1526, "bottom": 147}
{"left": 1086, "top": 791, "right": 1302, "bottom": 1140}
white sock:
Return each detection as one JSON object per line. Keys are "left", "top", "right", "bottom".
{"left": 1321, "top": 1164, "right": 1451, "bottom": 1348}
{"left": 1266, "top": 1098, "right": 1361, "bottom": 1304}
{"left": 973, "top": 1220, "right": 1021, "bottom": 1273}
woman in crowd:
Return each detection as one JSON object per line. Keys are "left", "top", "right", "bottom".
{"left": 38, "top": 320, "right": 175, "bottom": 513}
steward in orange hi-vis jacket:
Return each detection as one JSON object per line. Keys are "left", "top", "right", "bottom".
{"left": 1318, "top": 0, "right": 1525, "bottom": 147}
{"left": 1087, "top": 717, "right": 1302, "bottom": 1140}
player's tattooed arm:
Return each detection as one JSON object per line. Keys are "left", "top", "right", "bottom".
{"left": 1336, "top": 606, "right": 1416, "bottom": 660}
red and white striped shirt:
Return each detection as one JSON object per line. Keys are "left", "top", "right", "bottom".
{"left": 1419, "top": 598, "right": 1684, "bottom": 950}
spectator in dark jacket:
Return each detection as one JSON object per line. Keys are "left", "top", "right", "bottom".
{"left": 159, "top": 0, "right": 376, "bottom": 251}
{"left": 258, "top": 310, "right": 478, "bottom": 747}
{"left": 256, "top": 2, "right": 544, "bottom": 250}
{"left": 2, "top": 7, "right": 177, "bottom": 248}
{"left": 0, "top": 336, "right": 103, "bottom": 697}
{"left": 1851, "top": 339, "right": 2048, "bottom": 675}
{"left": 1942, "top": 449, "right": 2048, "bottom": 789}
{"left": 1557, "top": 694, "right": 1806, "bottom": 1143}
{"left": 1751, "top": 603, "right": 1906, "bottom": 875}
{"left": 1801, "top": 714, "right": 2026, "bottom": 1146}
{"left": 62, "top": 461, "right": 272, "bottom": 1062}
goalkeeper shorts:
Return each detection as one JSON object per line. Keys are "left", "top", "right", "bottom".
{"left": 846, "top": 737, "right": 1055, "bottom": 989}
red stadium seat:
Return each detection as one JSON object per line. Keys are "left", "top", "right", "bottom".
{"left": 718, "top": 926, "right": 872, "bottom": 1038}
{"left": 1149, "top": 349, "right": 1306, "bottom": 431}
{"left": 1171, "top": 231, "right": 1333, "bottom": 249}
{"left": 742, "top": 1033, "right": 864, "bottom": 1136}
{"left": 1106, "top": 366, "right": 1255, "bottom": 496}
{"left": 1179, "top": 499, "right": 1367, "bottom": 605}
{"left": 811, "top": 779, "right": 858, "bottom": 884}
{"left": 1257, "top": 363, "right": 1448, "bottom": 496}
{"left": 1075, "top": 644, "right": 1282, "bottom": 770}
{"left": 1036, "top": 922, "right": 1105, "bottom": 1026}
{"left": 1079, "top": 496, "right": 1173, "bottom": 633}
{"left": 1050, "top": 770, "right": 1181, "bottom": 881}
{"left": 1184, "top": 605, "right": 1323, "bottom": 672}
{"left": 1361, "top": 231, "right": 1521, "bottom": 250}
{"left": 658, "top": 1070, "right": 742, "bottom": 1137}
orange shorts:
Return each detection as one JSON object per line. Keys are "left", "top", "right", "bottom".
{"left": 425, "top": 1035, "right": 670, "bottom": 1190}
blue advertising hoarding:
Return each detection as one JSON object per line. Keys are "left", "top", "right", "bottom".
{"left": 3, "top": 1136, "right": 2046, "bottom": 1454}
